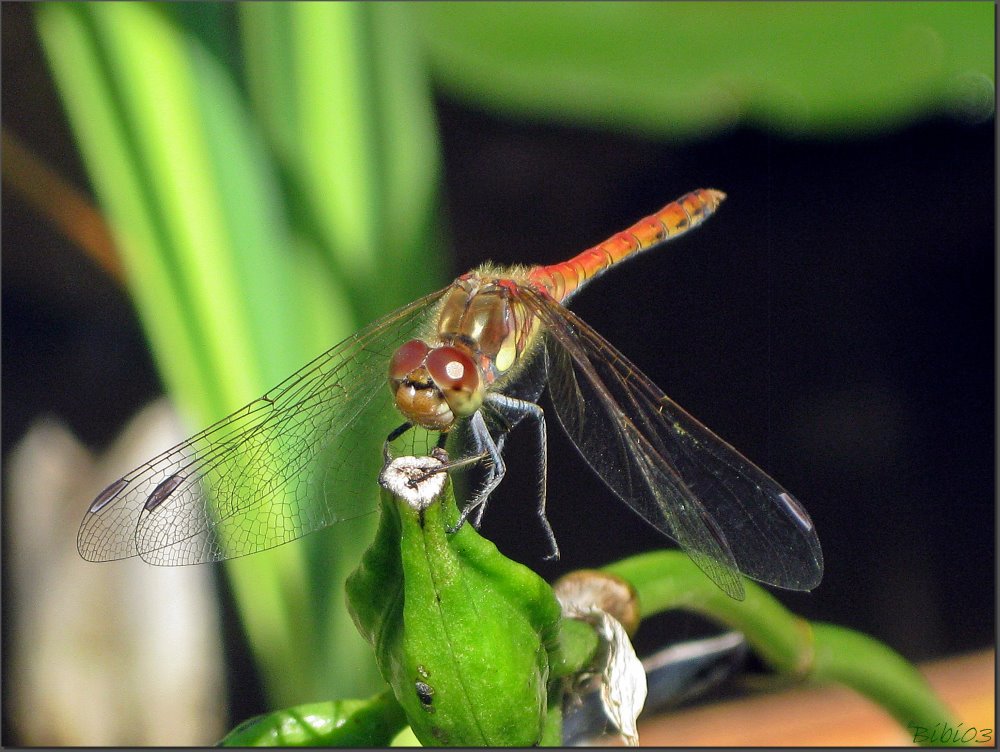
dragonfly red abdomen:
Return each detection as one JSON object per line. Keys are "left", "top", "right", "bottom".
{"left": 529, "top": 189, "right": 725, "bottom": 303}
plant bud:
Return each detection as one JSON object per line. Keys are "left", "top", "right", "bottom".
{"left": 347, "top": 454, "right": 563, "bottom": 746}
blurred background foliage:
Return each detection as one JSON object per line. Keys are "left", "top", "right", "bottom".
{"left": 417, "top": 1, "right": 993, "bottom": 136}
{"left": 2, "top": 0, "right": 993, "bottom": 745}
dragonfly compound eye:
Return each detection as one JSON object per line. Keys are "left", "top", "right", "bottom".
{"left": 389, "top": 339, "right": 431, "bottom": 382}
{"left": 389, "top": 339, "right": 460, "bottom": 431}
{"left": 426, "top": 346, "right": 483, "bottom": 418}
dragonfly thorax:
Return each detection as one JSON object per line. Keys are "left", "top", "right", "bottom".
{"left": 388, "top": 273, "right": 538, "bottom": 431}
{"left": 388, "top": 339, "right": 485, "bottom": 430}
{"left": 436, "top": 274, "right": 538, "bottom": 384}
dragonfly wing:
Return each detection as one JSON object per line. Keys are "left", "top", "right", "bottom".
{"left": 519, "top": 287, "right": 823, "bottom": 598}
{"left": 78, "top": 287, "right": 449, "bottom": 565}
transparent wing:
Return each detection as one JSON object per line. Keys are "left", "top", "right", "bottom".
{"left": 78, "top": 287, "right": 449, "bottom": 565}
{"left": 517, "top": 286, "right": 823, "bottom": 600}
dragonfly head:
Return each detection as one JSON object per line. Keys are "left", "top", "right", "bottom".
{"left": 389, "top": 339, "right": 484, "bottom": 430}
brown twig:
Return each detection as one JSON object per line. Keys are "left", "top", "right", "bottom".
{"left": 2, "top": 126, "right": 124, "bottom": 284}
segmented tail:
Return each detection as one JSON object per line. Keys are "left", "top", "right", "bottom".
{"left": 529, "top": 189, "right": 726, "bottom": 303}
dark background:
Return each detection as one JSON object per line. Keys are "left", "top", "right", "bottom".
{"left": 3, "top": 2, "right": 994, "bottom": 731}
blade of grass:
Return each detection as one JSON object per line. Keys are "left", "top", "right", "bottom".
{"left": 36, "top": 2, "right": 216, "bottom": 421}
{"left": 289, "top": 2, "right": 380, "bottom": 288}
{"left": 86, "top": 3, "right": 261, "bottom": 404}
{"left": 40, "top": 0, "right": 446, "bottom": 709}
{"left": 239, "top": 1, "right": 446, "bottom": 699}
{"left": 368, "top": 2, "right": 444, "bottom": 307}
{"left": 38, "top": 2, "right": 323, "bottom": 705}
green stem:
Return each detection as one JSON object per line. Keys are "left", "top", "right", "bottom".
{"left": 811, "top": 623, "right": 965, "bottom": 747}
{"left": 605, "top": 550, "right": 964, "bottom": 747}
{"left": 605, "top": 550, "right": 813, "bottom": 675}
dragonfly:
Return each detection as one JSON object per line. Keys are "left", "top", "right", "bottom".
{"left": 79, "top": 189, "right": 823, "bottom": 600}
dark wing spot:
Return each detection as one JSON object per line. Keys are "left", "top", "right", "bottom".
{"left": 144, "top": 474, "right": 185, "bottom": 512}
{"left": 89, "top": 478, "right": 129, "bottom": 513}
{"left": 779, "top": 492, "right": 814, "bottom": 532}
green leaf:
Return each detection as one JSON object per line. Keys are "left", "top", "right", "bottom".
{"left": 37, "top": 0, "right": 445, "bottom": 709}
{"left": 219, "top": 690, "right": 408, "bottom": 747}
{"left": 414, "top": 1, "right": 995, "bottom": 137}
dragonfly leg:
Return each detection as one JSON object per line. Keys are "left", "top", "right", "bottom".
{"left": 509, "top": 397, "right": 557, "bottom": 560}
{"left": 383, "top": 422, "right": 413, "bottom": 463}
{"left": 446, "top": 410, "right": 504, "bottom": 533}
{"left": 474, "top": 393, "right": 560, "bottom": 560}
{"left": 468, "top": 431, "right": 508, "bottom": 527}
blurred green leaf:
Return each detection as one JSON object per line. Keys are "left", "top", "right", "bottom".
{"left": 414, "top": 1, "right": 994, "bottom": 137}
{"left": 37, "top": 0, "right": 443, "bottom": 709}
